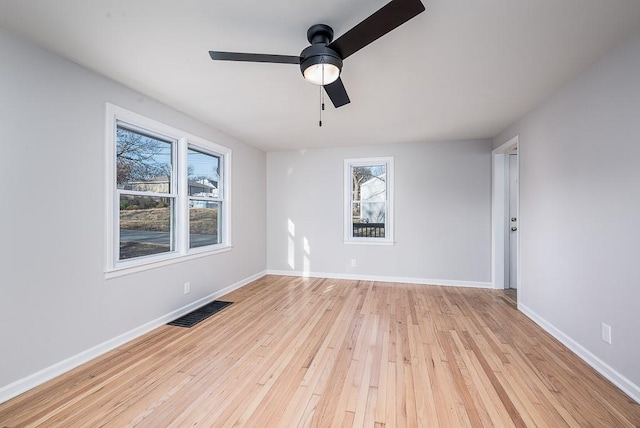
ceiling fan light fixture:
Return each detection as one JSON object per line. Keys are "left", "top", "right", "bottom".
{"left": 303, "top": 62, "right": 340, "bottom": 85}
{"left": 300, "top": 44, "right": 343, "bottom": 86}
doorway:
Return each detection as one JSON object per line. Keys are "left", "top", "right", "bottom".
{"left": 492, "top": 136, "right": 519, "bottom": 293}
{"left": 508, "top": 151, "right": 518, "bottom": 289}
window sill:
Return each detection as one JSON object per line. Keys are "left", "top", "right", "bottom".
{"left": 343, "top": 240, "right": 395, "bottom": 246}
{"left": 105, "top": 245, "right": 233, "bottom": 279}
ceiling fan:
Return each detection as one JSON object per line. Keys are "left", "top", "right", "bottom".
{"left": 208, "top": 0, "right": 426, "bottom": 109}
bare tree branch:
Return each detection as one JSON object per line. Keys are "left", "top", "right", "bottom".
{"left": 116, "top": 128, "right": 171, "bottom": 186}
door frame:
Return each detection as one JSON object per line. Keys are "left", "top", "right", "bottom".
{"left": 491, "top": 135, "right": 519, "bottom": 293}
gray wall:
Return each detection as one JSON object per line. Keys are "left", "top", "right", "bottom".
{"left": 0, "top": 28, "right": 266, "bottom": 391}
{"left": 494, "top": 30, "right": 640, "bottom": 389}
{"left": 267, "top": 140, "right": 493, "bottom": 284}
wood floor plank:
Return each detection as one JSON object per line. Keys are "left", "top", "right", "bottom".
{"left": 1, "top": 276, "right": 640, "bottom": 427}
{"left": 454, "top": 333, "right": 516, "bottom": 428}
{"left": 439, "top": 329, "right": 485, "bottom": 427}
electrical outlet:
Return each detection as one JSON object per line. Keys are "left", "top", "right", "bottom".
{"left": 351, "top": 259, "right": 357, "bottom": 267}
{"left": 184, "top": 282, "right": 191, "bottom": 295}
{"left": 601, "top": 322, "right": 612, "bottom": 344}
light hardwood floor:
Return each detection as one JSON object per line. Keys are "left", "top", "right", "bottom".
{"left": 1, "top": 275, "right": 639, "bottom": 427}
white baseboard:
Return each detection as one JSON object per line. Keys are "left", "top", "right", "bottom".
{"left": 266, "top": 270, "right": 492, "bottom": 288}
{"left": 519, "top": 303, "right": 640, "bottom": 404}
{"left": 0, "top": 270, "right": 266, "bottom": 405}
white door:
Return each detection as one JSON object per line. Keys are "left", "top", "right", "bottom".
{"left": 508, "top": 154, "right": 518, "bottom": 288}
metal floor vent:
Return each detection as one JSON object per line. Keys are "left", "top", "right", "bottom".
{"left": 168, "top": 300, "right": 233, "bottom": 328}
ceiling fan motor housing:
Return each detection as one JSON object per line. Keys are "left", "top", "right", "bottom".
{"left": 307, "top": 24, "right": 334, "bottom": 44}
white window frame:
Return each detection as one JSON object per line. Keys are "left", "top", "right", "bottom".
{"left": 105, "top": 103, "right": 232, "bottom": 278}
{"left": 344, "top": 156, "right": 394, "bottom": 245}
{"left": 185, "top": 145, "right": 225, "bottom": 250}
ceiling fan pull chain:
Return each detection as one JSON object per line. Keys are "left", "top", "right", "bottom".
{"left": 319, "top": 85, "right": 323, "bottom": 127}
{"left": 319, "top": 65, "right": 325, "bottom": 127}
{"left": 322, "top": 63, "right": 326, "bottom": 111}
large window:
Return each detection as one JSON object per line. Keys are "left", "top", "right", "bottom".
{"left": 344, "top": 157, "right": 394, "bottom": 244}
{"left": 106, "top": 104, "right": 231, "bottom": 274}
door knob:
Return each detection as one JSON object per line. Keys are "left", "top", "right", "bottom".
{"left": 511, "top": 226, "right": 517, "bottom": 231}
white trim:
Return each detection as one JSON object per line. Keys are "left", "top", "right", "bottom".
{"left": 519, "top": 303, "right": 640, "bottom": 404}
{"left": 221, "top": 149, "right": 232, "bottom": 248}
{"left": 177, "top": 137, "right": 189, "bottom": 253}
{"left": 104, "top": 245, "right": 233, "bottom": 279}
{"left": 105, "top": 104, "right": 117, "bottom": 270}
{"left": 343, "top": 156, "right": 395, "bottom": 244}
{"left": 267, "top": 270, "right": 491, "bottom": 288}
{"left": 491, "top": 135, "right": 519, "bottom": 290}
{"left": 0, "top": 270, "right": 266, "bottom": 405}
{"left": 343, "top": 240, "right": 396, "bottom": 246}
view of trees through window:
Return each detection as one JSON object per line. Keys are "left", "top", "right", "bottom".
{"left": 107, "top": 104, "right": 230, "bottom": 270}
{"left": 116, "top": 125, "right": 175, "bottom": 260}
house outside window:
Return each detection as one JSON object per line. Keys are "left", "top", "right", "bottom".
{"left": 344, "top": 157, "right": 394, "bottom": 244}
{"left": 106, "top": 103, "right": 231, "bottom": 275}
{"left": 187, "top": 148, "right": 222, "bottom": 249}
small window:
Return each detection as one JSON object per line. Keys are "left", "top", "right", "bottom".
{"left": 344, "top": 157, "right": 394, "bottom": 244}
{"left": 106, "top": 103, "right": 231, "bottom": 275}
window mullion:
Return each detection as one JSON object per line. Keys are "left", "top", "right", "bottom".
{"left": 177, "top": 138, "right": 189, "bottom": 254}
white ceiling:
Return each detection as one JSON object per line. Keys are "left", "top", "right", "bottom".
{"left": 1, "top": 0, "right": 640, "bottom": 151}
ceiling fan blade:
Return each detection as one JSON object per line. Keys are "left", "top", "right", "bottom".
{"left": 324, "top": 77, "right": 351, "bottom": 108}
{"left": 209, "top": 51, "right": 300, "bottom": 64}
{"left": 328, "top": 0, "right": 425, "bottom": 60}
